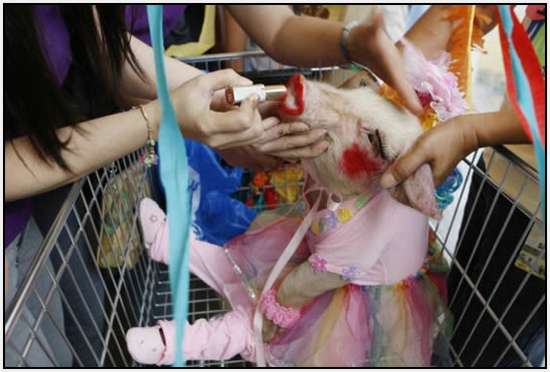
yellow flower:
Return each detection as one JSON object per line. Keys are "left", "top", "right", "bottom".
{"left": 337, "top": 208, "right": 353, "bottom": 223}
{"left": 310, "top": 219, "right": 321, "bottom": 235}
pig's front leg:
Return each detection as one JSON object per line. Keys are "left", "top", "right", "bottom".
{"left": 276, "top": 260, "right": 347, "bottom": 308}
{"left": 262, "top": 260, "right": 347, "bottom": 342}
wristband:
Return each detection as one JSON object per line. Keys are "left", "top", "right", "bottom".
{"left": 260, "top": 288, "right": 301, "bottom": 328}
{"left": 135, "top": 105, "right": 158, "bottom": 167}
{"left": 340, "top": 21, "right": 359, "bottom": 63}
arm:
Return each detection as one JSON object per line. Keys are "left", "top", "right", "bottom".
{"left": 380, "top": 97, "right": 531, "bottom": 188}
{"left": 6, "top": 70, "right": 265, "bottom": 202}
{"left": 226, "top": 5, "right": 345, "bottom": 67}
{"left": 221, "top": 8, "right": 248, "bottom": 71}
{"left": 118, "top": 34, "right": 203, "bottom": 107}
{"left": 5, "top": 103, "right": 159, "bottom": 202}
{"left": 399, "top": 5, "right": 456, "bottom": 59}
{"left": 226, "top": 5, "right": 422, "bottom": 115}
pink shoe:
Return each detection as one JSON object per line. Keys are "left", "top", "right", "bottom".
{"left": 128, "top": 308, "right": 255, "bottom": 365}
{"left": 139, "top": 198, "right": 169, "bottom": 264}
{"left": 126, "top": 326, "right": 166, "bottom": 365}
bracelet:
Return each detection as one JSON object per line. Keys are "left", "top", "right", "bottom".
{"left": 340, "top": 20, "right": 359, "bottom": 64}
{"left": 260, "top": 288, "right": 301, "bottom": 328}
{"left": 136, "top": 105, "right": 158, "bottom": 167}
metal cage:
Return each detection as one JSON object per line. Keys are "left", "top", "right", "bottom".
{"left": 4, "top": 52, "right": 545, "bottom": 368}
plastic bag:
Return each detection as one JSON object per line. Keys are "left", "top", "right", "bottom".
{"left": 153, "top": 138, "right": 256, "bottom": 246}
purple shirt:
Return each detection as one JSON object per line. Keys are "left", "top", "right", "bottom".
{"left": 5, "top": 5, "right": 187, "bottom": 247}
{"left": 125, "top": 5, "right": 187, "bottom": 46}
{"left": 5, "top": 5, "right": 68, "bottom": 247}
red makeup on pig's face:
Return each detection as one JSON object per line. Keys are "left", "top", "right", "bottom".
{"left": 280, "top": 74, "right": 305, "bottom": 116}
{"left": 340, "top": 143, "right": 383, "bottom": 179}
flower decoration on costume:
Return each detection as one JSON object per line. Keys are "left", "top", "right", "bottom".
{"left": 341, "top": 266, "right": 361, "bottom": 281}
{"left": 309, "top": 254, "right": 328, "bottom": 273}
{"left": 336, "top": 208, "right": 353, "bottom": 223}
{"left": 320, "top": 211, "right": 338, "bottom": 232}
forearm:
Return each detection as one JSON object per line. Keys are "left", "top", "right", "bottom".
{"left": 227, "top": 5, "right": 347, "bottom": 67}
{"left": 400, "top": 5, "right": 455, "bottom": 59}
{"left": 222, "top": 8, "right": 247, "bottom": 71}
{"left": 5, "top": 101, "right": 161, "bottom": 202}
{"left": 118, "top": 35, "right": 203, "bottom": 106}
{"left": 468, "top": 98, "right": 530, "bottom": 148}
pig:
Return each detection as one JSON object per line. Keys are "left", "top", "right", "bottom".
{"left": 126, "top": 73, "right": 450, "bottom": 367}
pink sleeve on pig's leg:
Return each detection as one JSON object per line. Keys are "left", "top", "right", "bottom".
{"left": 150, "top": 224, "right": 248, "bottom": 307}
{"left": 157, "top": 306, "right": 255, "bottom": 364}
{"left": 189, "top": 234, "right": 252, "bottom": 311}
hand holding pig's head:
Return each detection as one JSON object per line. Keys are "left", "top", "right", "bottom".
{"left": 279, "top": 74, "right": 441, "bottom": 219}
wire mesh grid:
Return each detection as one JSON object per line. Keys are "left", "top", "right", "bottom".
{"left": 4, "top": 52, "right": 545, "bottom": 368}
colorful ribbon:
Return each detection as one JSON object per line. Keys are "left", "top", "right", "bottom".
{"left": 147, "top": 5, "right": 192, "bottom": 367}
{"left": 496, "top": 5, "right": 546, "bottom": 218}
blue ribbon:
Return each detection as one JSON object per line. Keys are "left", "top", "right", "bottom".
{"left": 147, "top": 5, "right": 192, "bottom": 366}
{"left": 497, "top": 5, "right": 546, "bottom": 219}
{"left": 435, "top": 168, "right": 463, "bottom": 210}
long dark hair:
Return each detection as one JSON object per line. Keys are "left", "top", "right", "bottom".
{"left": 4, "top": 5, "right": 143, "bottom": 170}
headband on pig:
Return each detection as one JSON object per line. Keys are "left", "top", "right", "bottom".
{"left": 377, "top": 5, "right": 490, "bottom": 210}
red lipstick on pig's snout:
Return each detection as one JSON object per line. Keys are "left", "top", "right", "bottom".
{"left": 280, "top": 74, "right": 305, "bottom": 116}
{"left": 340, "top": 143, "right": 383, "bottom": 179}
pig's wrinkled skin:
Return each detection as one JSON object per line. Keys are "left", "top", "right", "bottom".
{"left": 279, "top": 74, "right": 440, "bottom": 219}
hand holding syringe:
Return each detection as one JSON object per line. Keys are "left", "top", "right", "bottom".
{"left": 225, "top": 84, "right": 287, "bottom": 105}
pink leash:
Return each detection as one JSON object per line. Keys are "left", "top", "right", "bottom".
{"left": 252, "top": 178, "right": 339, "bottom": 366}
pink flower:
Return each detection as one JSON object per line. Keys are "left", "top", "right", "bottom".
{"left": 402, "top": 39, "right": 468, "bottom": 121}
{"left": 309, "top": 254, "right": 327, "bottom": 273}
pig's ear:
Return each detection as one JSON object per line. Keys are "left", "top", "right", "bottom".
{"left": 389, "top": 163, "right": 442, "bottom": 219}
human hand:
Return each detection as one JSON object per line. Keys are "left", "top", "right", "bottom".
{"left": 219, "top": 117, "right": 329, "bottom": 169}
{"left": 347, "top": 11, "right": 423, "bottom": 115}
{"left": 380, "top": 115, "right": 480, "bottom": 188}
{"left": 218, "top": 145, "right": 282, "bottom": 171}
{"left": 252, "top": 118, "right": 330, "bottom": 160}
{"left": 170, "top": 69, "right": 265, "bottom": 149}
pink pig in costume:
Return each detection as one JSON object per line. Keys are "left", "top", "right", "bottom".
{"left": 126, "top": 42, "right": 463, "bottom": 367}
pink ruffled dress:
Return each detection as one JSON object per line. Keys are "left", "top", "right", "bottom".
{"left": 224, "top": 189, "right": 452, "bottom": 367}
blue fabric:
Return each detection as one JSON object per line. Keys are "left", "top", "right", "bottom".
{"left": 147, "top": 5, "right": 191, "bottom": 367}
{"left": 154, "top": 140, "right": 257, "bottom": 246}
{"left": 184, "top": 140, "right": 256, "bottom": 245}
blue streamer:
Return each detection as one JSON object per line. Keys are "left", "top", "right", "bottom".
{"left": 498, "top": 6, "right": 546, "bottom": 219}
{"left": 435, "top": 168, "right": 463, "bottom": 210}
{"left": 147, "top": 5, "right": 192, "bottom": 367}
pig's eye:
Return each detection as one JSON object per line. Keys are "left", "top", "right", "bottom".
{"left": 362, "top": 128, "right": 386, "bottom": 160}
{"left": 374, "top": 130, "right": 387, "bottom": 160}
{"left": 367, "top": 132, "right": 376, "bottom": 144}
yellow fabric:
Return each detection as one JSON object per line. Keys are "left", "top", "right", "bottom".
{"left": 165, "top": 5, "right": 216, "bottom": 58}
{"left": 446, "top": 5, "right": 478, "bottom": 105}
{"left": 325, "top": 5, "right": 347, "bottom": 22}
{"left": 305, "top": 288, "right": 346, "bottom": 365}
{"left": 269, "top": 166, "right": 304, "bottom": 204}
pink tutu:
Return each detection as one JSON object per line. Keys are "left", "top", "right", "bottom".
{"left": 225, "top": 209, "right": 453, "bottom": 367}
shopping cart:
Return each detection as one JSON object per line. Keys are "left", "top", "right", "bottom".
{"left": 4, "top": 51, "right": 545, "bottom": 368}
